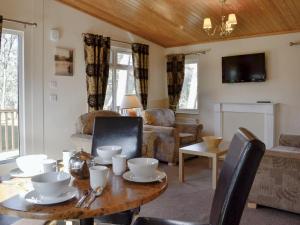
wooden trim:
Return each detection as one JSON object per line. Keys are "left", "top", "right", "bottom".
{"left": 168, "top": 29, "right": 300, "bottom": 47}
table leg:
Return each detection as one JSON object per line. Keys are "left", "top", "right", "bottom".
{"left": 212, "top": 156, "right": 218, "bottom": 189}
{"left": 80, "top": 218, "right": 94, "bottom": 225}
{"left": 179, "top": 151, "right": 184, "bottom": 182}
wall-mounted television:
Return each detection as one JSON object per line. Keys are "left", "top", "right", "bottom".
{"left": 222, "top": 53, "right": 266, "bottom": 83}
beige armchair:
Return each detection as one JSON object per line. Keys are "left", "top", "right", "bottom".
{"left": 248, "top": 134, "right": 300, "bottom": 214}
{"left": 142, "top": 108, "right": 203, "bottom": 164}
{"left": 70, "top": 110, "right": 156, "bottom": 156}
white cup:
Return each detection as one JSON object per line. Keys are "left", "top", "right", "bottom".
{"left": 62, "top": 150, "right": 74, "bottom": 172}
{"left": 89, "top": 166, "right": 109, "bottom": 190}
{"left": 42, "top": 159, "right": 57, "bottom": 173}
{"left": 112, "top": 155, "right": 127, "bottom": 176}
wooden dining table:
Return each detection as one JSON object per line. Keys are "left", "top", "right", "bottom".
{"left": 0, "top": 170, "right": 168, "bottom": 225}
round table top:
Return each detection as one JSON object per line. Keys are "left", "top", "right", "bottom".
{"left": 0, "top": 171, "right": 167, "bottom": 220}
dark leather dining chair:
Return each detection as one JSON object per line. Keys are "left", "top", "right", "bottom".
{"left": 133, "top": 127, "right": 266, "bottom": 225}
{"left": 91, "top": 116, "right": 143, "bottom": 159}
{"left": 91, "top": 116, "right": 143, "bottom": 225}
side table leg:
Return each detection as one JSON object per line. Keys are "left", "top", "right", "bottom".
{"left": 179, "top": 151, "right": 184, "bottom": 182}
{"left": 212, "top": 156, "right": 218, "bottom": 189}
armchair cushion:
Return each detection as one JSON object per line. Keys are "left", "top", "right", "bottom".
{"left": 175, "top": 122, "right": 203, "bottom": 143}
{"left": 79, "top": 111, "right": 120, "bottom": 135}
{"left": 279, "top": 134, "right": 300, "bottom": 147}
{"left": 143, "top": 108, "right": 175, "bottom": 127}
{"left": 179, "top": 133, "right": 196, "bottom": 145}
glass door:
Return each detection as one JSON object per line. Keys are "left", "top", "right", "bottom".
{"left": 0, "top": 29, "right": 23, "bottom": 161}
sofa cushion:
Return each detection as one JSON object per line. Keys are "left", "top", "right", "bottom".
{"left": 80, "top": 111, "right": 120, "bottom": 135}
{"left": 142, "top": 108, "right": 175, "bottom": 127}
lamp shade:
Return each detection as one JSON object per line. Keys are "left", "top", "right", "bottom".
{"left": 228, "top": 13, "right": 237, "bottom": 25}
{"left": 203, "top": 18, "right": 212, "bottom": 29}
{"left": 120, "top": 95, "right": 142, "bottom": 109}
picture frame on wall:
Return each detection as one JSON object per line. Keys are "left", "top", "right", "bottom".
{"left": 55, "top": 47, "right": 74, "bottom": 76}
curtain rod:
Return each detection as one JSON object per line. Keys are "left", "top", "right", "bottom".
{"left": 289, "top": 41, "right": 300, "bottom": 46}
{"left": 167, "top": 49, "right": 211, "bottom": 56}
{"left": 184, "top": 49, "right": 211, "bottom": 55}
{"left": 3, "top": 18, "right": 37, "bottom": 27}
{"left": 82, "top": 33, "right": 132, "bottom": 45}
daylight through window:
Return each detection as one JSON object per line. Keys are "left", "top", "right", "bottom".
{"left": 104, "top": 48, "right": 135, "bottom": 111}
{"left": 0, "top": 29, "right": 22, "bottom": 161}
{"left": 178, "top": 62, "right": 198, "bottom": 111}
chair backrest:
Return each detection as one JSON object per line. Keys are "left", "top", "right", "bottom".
{"left": 209, "top": 128, "right": 265, "bottom": 225}
{"left": 142, "top": 108, "right": 175, "bottom": 127}
{"left": 91, "top": 117, "right": 143, "bottom": 159}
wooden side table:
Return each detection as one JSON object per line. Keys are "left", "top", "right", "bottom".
{"left": 179, "top": 142, "right": 228, "bottom": 189}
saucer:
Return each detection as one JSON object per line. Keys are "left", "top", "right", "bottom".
{"left": 25, "top": 186, "right": 77, "bottom": 205}
{"left": 123, "top": 170, "right": 166, "bottom": 183}
{"left": 94, "top": 157, "right": 112, "bottom": 165}
{"left": 10, "top": 168, "right": 42, "bottom": 178}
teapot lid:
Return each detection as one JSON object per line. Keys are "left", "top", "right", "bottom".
{"left": 73, "top": 150, "right": 92, "bottom": 161}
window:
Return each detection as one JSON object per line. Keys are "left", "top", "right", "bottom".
{"left": 0, "top": 29, "right": 23, "bottom": 161}
{"left": 104, "top": 48, "right": 135, "bottom": 111}
{"left": 178, "top": 61, "right": 198, "bottom": 111}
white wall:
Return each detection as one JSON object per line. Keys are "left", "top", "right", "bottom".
{"left": 166, "top": 32, "right": 300, "bottom": 139}
{"left": 0, "top": 0, "right": 166, "bottom": 164}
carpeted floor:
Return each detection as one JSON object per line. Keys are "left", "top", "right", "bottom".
{"left": 140, "top": 158, "right": 300, "bottom": 225}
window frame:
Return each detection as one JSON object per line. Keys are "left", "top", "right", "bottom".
{"left": 106, "top": 46, "right": 134, "bottom": 111}
{"left": 0, "top": 28, "right": 25, "bottom": 163}
{"left": 176, "top": 57, "right": 200, "bottom": 114}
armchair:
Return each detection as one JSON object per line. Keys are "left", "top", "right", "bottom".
{"left": 142, "top": 108, "right": 203, "bottom": 164}
{"left": 248, "top": 134, "right": 300, "bottom": 213}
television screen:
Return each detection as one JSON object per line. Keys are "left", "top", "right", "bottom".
{"left": 222, "top": 53, "right": 266, "bottom": 83}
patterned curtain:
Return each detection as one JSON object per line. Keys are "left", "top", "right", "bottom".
{"left": 0, "top": 16, "right": 3, "bottom": 49}
{"left": 83, "top": 33, "right": 110, "bottom": 111}
{"left": 167, "top": 54, "right": 185, "bottom": 111}
{"left": 132, "top": 43, "right": 149, "bottom": 109}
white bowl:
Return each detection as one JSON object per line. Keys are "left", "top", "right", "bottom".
{"left": 16, "top": 154, "right": 48, "bottom": 175}
{"left": 97, "top": 146, "right": 122, "bottom": 162}
{"left": 127, "top": 158, "right": 158, "bottom": 178}
{"left": 31, "top": 172, "right": 71, "bottom": 198}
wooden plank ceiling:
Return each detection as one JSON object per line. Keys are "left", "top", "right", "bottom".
{"left": 58, "top": 0, "right": 300, "bottom": 47}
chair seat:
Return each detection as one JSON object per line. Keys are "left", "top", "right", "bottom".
{"left": 134, "top": 217, "right": 207, "bottom": 225}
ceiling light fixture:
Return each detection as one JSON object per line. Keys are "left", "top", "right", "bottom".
{"left": 203, "top": 0, "right": 237, "bottom": 37}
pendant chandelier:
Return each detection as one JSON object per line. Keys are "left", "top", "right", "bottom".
{"left": 203, "top": 0, "right": 237, "bottom": 37}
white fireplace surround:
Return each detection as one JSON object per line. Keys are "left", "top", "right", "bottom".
{"left": 214, "top": 102, "right": 278, "bottom": 149}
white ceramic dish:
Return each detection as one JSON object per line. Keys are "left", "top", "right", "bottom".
{"left": 94, "top": 157, "right": 112, "bottom": 165}
{"left": 31, "top": 172, "right": 71, "bottom": 198}
{"left": 16, "top": 154, "right": 47, "bottom": 174}
{"left": 9, "top": 168, "right": 42, "bottom": 178}
{"left": 25, "top": 186, "right": 77, "bottom": 205}
{"left": 97, "top": 146, "right": 122, "bottom": 162}
{"left": 123, "top": 170, "right": 166, "bottom": 183}
{"left": 127, "top": 158, "right": 158, "bottom": 178}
